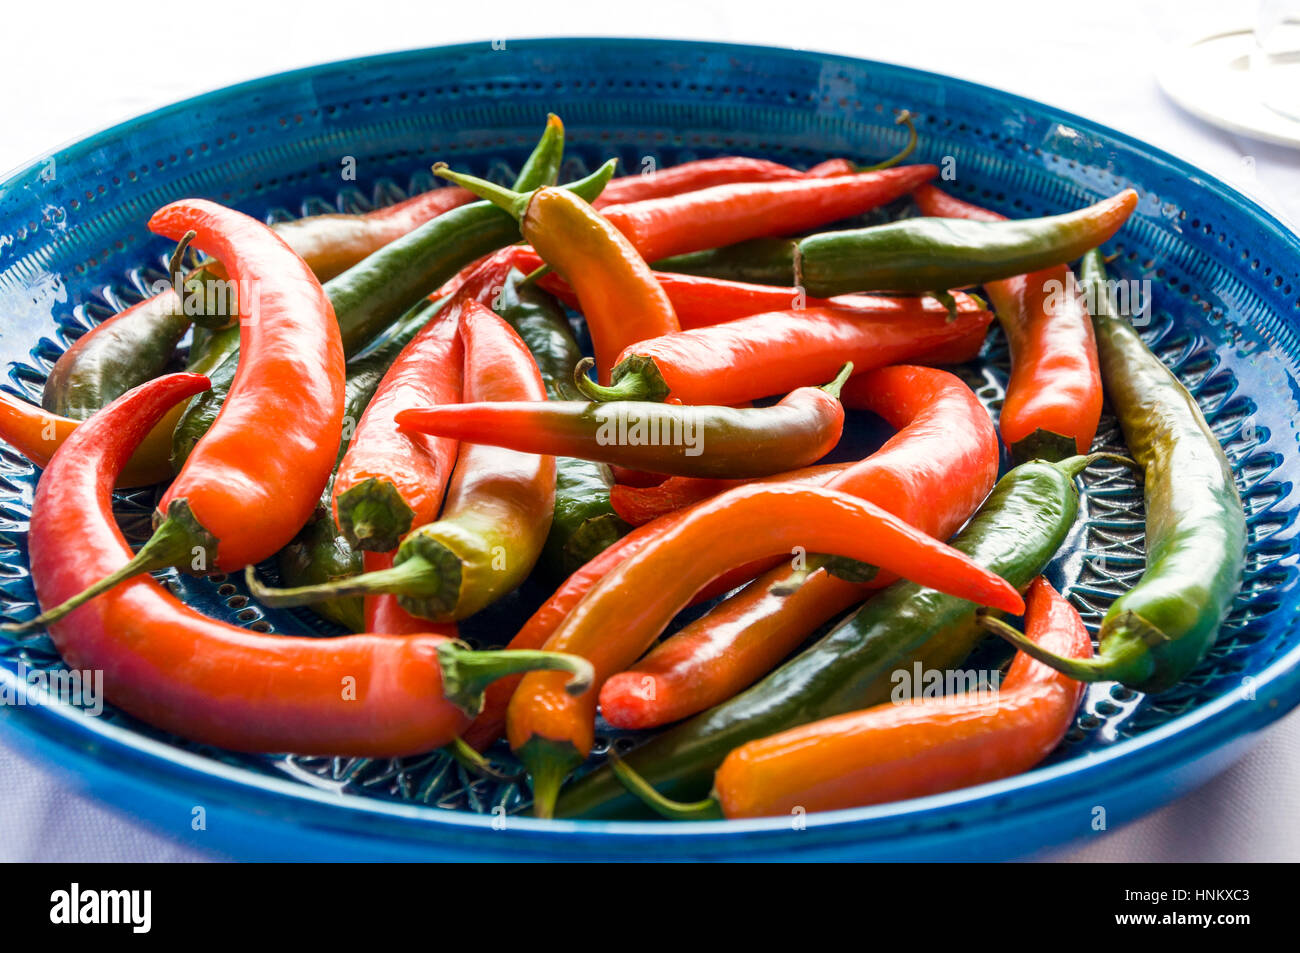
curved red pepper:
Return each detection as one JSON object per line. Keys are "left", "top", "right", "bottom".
{"left": 508, "top": 482, "right": 1024, "bottom": 815}
{"left": 18, "top": 374, "right": 586, "bottom": 757}
{"left": 152, "top": 200, "right": 346, "bottom": 568}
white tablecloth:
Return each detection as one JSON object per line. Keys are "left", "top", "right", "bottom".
{"left": 1, "top": 0, "right": 1297, "bottom": 862}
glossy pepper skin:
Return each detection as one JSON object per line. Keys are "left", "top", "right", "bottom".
{"left": 247, "top": 301, "right": 556, "bottom": 623}
{"left": 433, "top": 163, "right": 680, "bottom": 382}
{"left": 555, "top": 454, "right": 1105, "bottom": 820}
{"left": 591, "top": 156, "right": 823, "bottom": 208}
{"left": 394, "top": 366, "right": 851, "bottom": 479}
{"left": 524, "top": 248, "right": 980, "bottom": 333}
{"left": 482, "top": 254, "right": 630, "bottom": 576}
{"left": 6, "top": 373, "right": 589, "bottom": 756}
{"left": 508, "top": 483, "right": 1026, "bottom": 816}
{"left": 617, "top": 577, "right": 1090, "bottom": 819}
{"left": 984, "top": 252, "right": 1246, "bottom": 693}
{"left": 797, "top": 189, "right": 1139, "bottom": 296}
{"left": 5, "top": 199, "right": 348, "bottom": 633}
{"left": 599, "top": 365, "right": 1000, "bottom": 730}
{"left": 275, "top": 299, "right": 444, "bottom": 632}
{"left": 576, "top": 296, "right": 992, "bottom": 406}
{"left": 1, "top": 388, "right": 174, "bottom": 488}
{"left": 41, "top": 267, "right": 244, "bottom": 485}
{"left": 715, "top": 577, "right": 1090, "bottom": 817}
{"left": 331, "top": 303, "right": 463, "bottom": 552}
{"left": 169, "top": 119, "right": 609, "bottom": 461}
{"left": 39, "top": 180, "right": 477, "bottom": 478}
{"left": 596, "top": 164, "right": 938, "bottom": 264}
{"left": 913, "top": 185, "right": 1101, "bottom": 460}
{"left": 609, "top": 463, "right": 848, "bottom": 526}
{"left": 648, "top": 191, "right": 1139, "bottom": 297}
{"left": 153, "top": 201, "right": 345, "bottom": 568}
{"left": 587, "top": 114, "right": 914, "bottom": 209}
{"left": 651, "top": 237, "right": 805, "bottom": 286}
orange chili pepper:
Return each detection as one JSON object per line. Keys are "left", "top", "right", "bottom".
{"left": 506, "top": 482, "right": 1026, "bottom": 816}
{"left": 432, "top": 161, "right": 679, "bottom": 383}
{"left": 611, "top": 577, "right": 1090, "bottom": 818}
{"left": 0, "top": 389, "right": 169, "bottom": 488}
{"left": 597, "top": 164, "right": 937, "bottom": 263}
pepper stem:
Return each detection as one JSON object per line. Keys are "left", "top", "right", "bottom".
{"left": 168, "top": 230, "right": 197, "bottom": 294}
{"left": 243, "top": 553, "right": 439, "bottom": 608}
{"left": 977, "top": 611, "right": 1114, "bottom": 683}
{"left": 608, "top": 751, "right": 724, "bottom": 821}
{"left": 820, "top": 362, "right": 854, "bottom": 398}
{"left": 857, "top": 110, "right": 918, "bottom": 172}
{"left": 519, "top": 262, "right": 551, "bottom": 286}
{"left": 432, "top": 163, "right": 532, "bottom": 220}
{"left": 518, "top": 737, "right": 583, "bottom": 819}
{"left": 446, "top": 736, "right": 523, "bottom": 783}
{"left": 932, "top": 289, "right": 959, "bottom": 321}
{"left": 1055, "top": 452, "right": 1140, "bottom": 480}
{"left": 572, "top": 355, "right": 671, "bottom": 403}
{"left": 435, "top": 642, "right": 594, "bottom": 717}
{"left": 1, "top": 500, "right": 211, "bottom": 633}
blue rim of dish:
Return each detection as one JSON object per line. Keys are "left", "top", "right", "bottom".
{"left": 2, "top": 37, "right": 1299, "bottom": 853}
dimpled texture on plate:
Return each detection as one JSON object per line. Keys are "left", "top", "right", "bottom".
{"left": 0, "top": 39, "right": 1298, "bottom": 861}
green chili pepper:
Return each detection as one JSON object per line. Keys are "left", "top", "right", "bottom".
{"left": 273, "top": 298, "right": 445, "bottom": 631}
{"left": 651, "top": 191, "right": 1138, "bottom": 297}
{"left": 398, "top": 363, "right": 852, "bottom": 479}
{"left": 490, "top": 268, "right": 630, "bottom": 575}
{"left": 42, "top": 234, "right": 199, "bottom": 420}
{"left": 554, "top": 454, "right": 1115, "bottom": 819}
{"left": 980, "top": 251, "right": 1246, "bottom": 693}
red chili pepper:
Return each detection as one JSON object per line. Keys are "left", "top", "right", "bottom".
{"left": 590, "top": 157, "right": 812, "bottom": 208}
{"left": 522, "top": 249, "right": 953, "bottom": 331}
{"left": 597, "top": 165, "right": 937, "bottom": 264}
{"left": 434, "top": 162, "right": 680, "bottom": 383}
{"left": 599, "top": 365, "right": 1000, "bottom": 729}
{"left": 0, "top": 390, "right": 169, "bottom": 488}
{"left": 11, "top": 373, "right": 589, "bottom": 756}
{"left": 247, "top": 301, "right": 557, "bottom": 623}
{"left": 10, "top": 199, "right": 347, "bottom": 631}
{"left": 913, "top": 185, "right": 1102, "bottom": 460}
{"left": 805, "top": 158, "right": 858, "bottom": 177}
{"left": 331, "top": 249, "right": 525, "bottom": 553}
{"left": 508, "top": 482, "right": 1024, "bottom": 815}
{"left": 393, "top": 365, "right": 851, "bottom": 479}
{"left": 706, "top": 577, "right": 1090, "bottom": 818}
{"left": 588, "top": 113, "right": 916, "bottom": 209}
{"left": 610, "top": 462, "right": 848, "bottom": 526}
{"left": 576, "top": 296, "right": 992, "bottom": 406}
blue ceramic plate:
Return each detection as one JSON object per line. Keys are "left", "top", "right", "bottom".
{"left": 1, "top": 39, "right": 1298, "bottom": 861}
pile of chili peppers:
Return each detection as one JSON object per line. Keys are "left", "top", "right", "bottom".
{"left": 0, "top": 112, "right": 1246, "bottom": 824}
